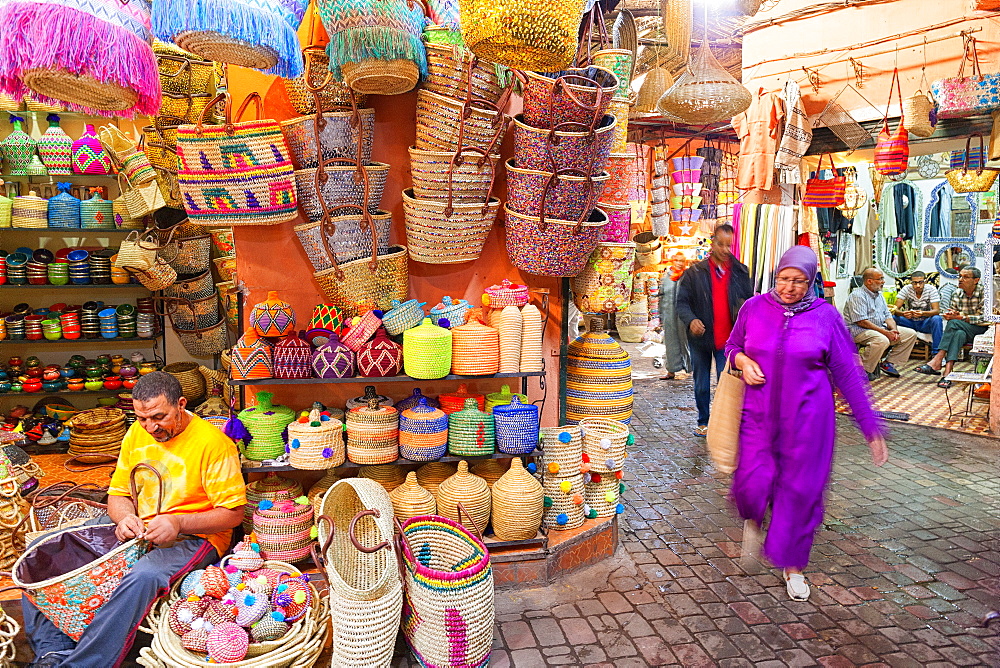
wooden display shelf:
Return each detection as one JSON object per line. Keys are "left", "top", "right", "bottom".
{"left": 1, "top": 172, "right": 116, "bottom": 180}
{"left": 1, "top": 283, "right": 145, "bottom": 289}
{"left": 242, "top": 449, "right": 540, "bottom": 474}
{"left": 2, "top": 226, "right": 132, "bottom": 233}
{"left": 230, "top": 371, "right": 545, "bottom": 386}
{"left": 0, "top": 335, "right": 161, "bottom": 344}
{"left": 0, "top": 388, "right": 123, "bottom": 397}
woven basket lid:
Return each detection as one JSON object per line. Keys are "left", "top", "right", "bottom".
{"left": 274, "top": 330, "right": 311, "bottom": 351}
{"left": 311, "top": 333, "right": 355, "bottom": 378}
{"left": 237, "top": 391, "right": 295, "bottom": 426}
{"left": 348, "top": 396, "right": 398, "bottom": 418}
{"left": 486, "top": 384, "right": 528, "bottom": 406}
{"left": 247, "top": 472, "right": 302, "bottom": 498}
{"left": 250, "top": 290, "right": 296, "bottom": 337}
{"left": 493, "top": 395, "right": 538, "bottom": 416}
{"left": 207, "top": 621, "right": 249, "bottom": 663}
{"left": 389, "top": 471, "right": 437, "bottom": 519}
{"left": 415, "top": 461, "right": 458, "bottom": 497}
{"left": 437, "top": 460, "right": 491, "bottom": 529}
{"left": 383, "top": 298, "right": 426, "bottom": 327}
{"left": 483, "top": 278, "right": 529, "bottom": 307}
{"left": 470, "top": 458, "right": 510, "bottom": 487}
{"left": 439, "top": 383, "right": 485, "bottom": 411}
{"left": 251, "top": 616, "right": 289, "bottom": 642}
{"left": 401, "top": 396, "right": 446, "bottom": 422}
{"left": 287, "top": 407, "right": 341, "bottom": 438}
{"left": 356, "top": 327, "right": 403, "bottom": 377}
{"left": 404, "top": 317, "right": 452, "bottom": 342}
{"left": 395, "top": 388, "right": 439, "bottom": 411}
{"left": 493, "top": 456, "right": 543, "bottom": 500}
{"left": 358, "top": 464, "right": 406, "bottom": 492}
{"left": 429, "top": 296, "right": 471, "bottom": 327}
{"left": 345, "top": 385, "right": 394, "bottom": 410}
{"left": 450, "top": 397, "right": 491, "bottom": 423}
{"left": 567, "top": 326, "right": 629, "bottom": 361}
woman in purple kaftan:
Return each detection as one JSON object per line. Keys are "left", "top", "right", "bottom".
{"left": 724, "top": 246, "right": 888, "bottom": 602}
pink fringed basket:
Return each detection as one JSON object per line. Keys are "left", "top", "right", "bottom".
{"left": 0, "top": 0, "right": 161, "bottom": 117}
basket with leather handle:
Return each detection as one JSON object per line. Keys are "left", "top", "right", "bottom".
{"left": 946, "top": 134, "right": 999, "bottom": 193}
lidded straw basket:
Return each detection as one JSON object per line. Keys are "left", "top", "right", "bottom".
{"left": 447, "top": 398, "right": 495, "bottom": 457}
{"left": 470, "top": 458, "right": 510, "bottom": 487}
{"left": 493, "top": 396, "right": 539, "bottom": 455}
{"left": 579, "top": 416, "right": 630, "bottom": 472}
{"left": 450, "top": 319, "right": 499, "bottom": 375}
{"left": 244, "top": 473, "right": 303, "bottom": 532}
{"left": 357, "top": 464, "right": 407, "bottom": 493}
{"left": 491, "top": 457, "right": 544, "bottom": 540}
{"left": 436, "top": 460, "right": 491, "bottom": 532}
{"left": 345, "top": 385, "right": 394, "bottom": 410}
{"left": 286, "top": 407, "right": 345, "bottom": 470}
{"left": 439, "top": 383, "right": 485, "bottom": 414}
{"left": 398, "top": 397, "right": 449, "bottom": 462}
{"left": 390, "top": 472, "right": 436, "bottom": 520}
{"left": 252, "top": 497, "right": 315, "bottom": 563}
{"left": 485, "top": 384, "right": 528, "bottom": 413}
{"left": 415, "top": 461, "right": 458, "bottom": 499}
{"left": 403, "top": 318, "right": 453, "bottom": 380}
{"left": 346, "top": 398, "right": 399, "bottom": 465}
{"left": 237, "top": 392, "right": 296, "bottom": 461}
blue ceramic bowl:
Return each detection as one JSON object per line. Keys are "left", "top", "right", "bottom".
{"left": 101, "top": 330, "right": 119, "bottom": 339}
{"left": 66, "top": 249, "right": 90, "bottom": 263}
{"left": 5, "top": 253, "right": 28, "bottom": 267}
{"left": 98, "top": 308, "right": 117, "bottom": 318}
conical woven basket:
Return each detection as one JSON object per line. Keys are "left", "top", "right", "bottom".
{"left": 497, "top": 305, "right": 522, "bottom": 374}
{"left": 519, "top": 304, "right": 544, "bottom": 372}
{"left": 579, "top": 417, "right": 629, "bottom": 472}
{"left": 416, "top": 461, "right": 458, "bottom": 500}
{"left": 470, "top": 458, "right": 510, "bottom": 488}
{"left": 542, "top": 474, "right": 585, "bottom": 530}
{"left": 436, "top": 460, "right": 491, "bottom": 532}
{"left": 492, "top": 458, "right": 544, "bottom": 540}
{"left": 635, "top": 68, "right": 675, "bottom": 113}
{"left": 357, "top": 464, "right": 407, "bottom": 493}
{"left": 656, "top": 41, "right": 751, "bottom": 125}
{"left": 389, "top": 471, "right": 436, "bottom": 520}
{"left": 308, "top": 470, "right": 340, "bottom": 517}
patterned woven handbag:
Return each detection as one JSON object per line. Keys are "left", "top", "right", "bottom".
{"left": 152, "top": 0, "right": 308, "bottom": 78}
{"left": 874, "top": 69, "right": 909, "bottom": 177}
{"left": 931, "top": 36, "right": 1000, "bottom": 119}
{"left": 802, "top": 154, "right": 846, "bottom": 207}
{"left": 459, "top": 0, "right": 585, "bottom": 71}
{"left": 946, "top": 134, "right": 999, "bottom": 193}
{"left": 571, "top": 242, "right": 637, "bottom": 314}
{"left": 175, "top": 92, "right": 298, "bottom": 226}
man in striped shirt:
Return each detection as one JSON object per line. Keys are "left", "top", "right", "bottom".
{"left": 844, "top": 268, "right": 917, "bottom": 381}
{"left": 916, "top": 267, "right": 990, "bottom": 388}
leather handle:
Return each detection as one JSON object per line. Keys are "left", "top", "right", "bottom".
{"left": 456, "top": 502, "right": 484, "bottom": 541}
{"left": 129, "top": 462, "right": 164, "bottom": 517}
{"left": 348, "top": 509, "right": 390, "bottom": 553}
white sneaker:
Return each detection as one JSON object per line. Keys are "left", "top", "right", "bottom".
{"left": 784, "top": 570, "right": 810, "bottom": 601}
{"left": 740, "top": 520, "right": 763, "bottom": 570}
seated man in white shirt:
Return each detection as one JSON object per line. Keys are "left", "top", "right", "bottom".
{"left": 843, "top": 268, "right": 917, "bottom": 381}
{"left": 892, "top": 271, "right": 944, "bottom": 357}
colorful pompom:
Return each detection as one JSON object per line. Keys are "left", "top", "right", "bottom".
{"left": 614, "top": 470, "right": 623, "bottom": 480}
{"left": 322, "top": 447, "right": 333, "bottom": 458}
{"left": 615, "top": 503, "right": 625, "bottom": 514}
{"left": 258, "top": 499, "right": 273, "bottom": 511}
{"left": 604, "top": 491, "right": 616, "bottom": 504}
{"left": 580, "top": 463, "right": 591, "bottom": 474}
{"left": 626, "top": 433, "right": 635, "bottom": 445}
{"left": 581, "top": 453, "right": 590, "bottom": 463}
{"left": 591, "top": 473, "right": 602, "bottom": 483}
{"left": 526, "top": 462, "right": 537, "bottom": 474}
{"left": 556, "top": 513, "right": 568, "bottom": 525}
{"left": 558, "top": 431, "right": 571, "bottom": 443}
{"left": 599, "top": 437, "right": 611, "bottom": 450}
{"left": 309, "top": 525, "right": 319, "bottom": 539}
{"left": 572, "top": 494, "right": 583, "bottom": 505}
{"left": 547, "top": 462, "right": 560, "bottom": 474}
{"left": 559, "top": 480, "right": 572, "bottom": 493}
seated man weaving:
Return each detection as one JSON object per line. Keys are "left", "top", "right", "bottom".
{"left": 25, "top": 371, "right": 246, "bottom": 667}
{"left": 916, "top": 267, "right": 990, "bottom": 388}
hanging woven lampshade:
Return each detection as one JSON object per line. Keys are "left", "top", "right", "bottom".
{"left": 655, "top": 40, "right": 751, "bottom": 125}
{"left": 635, "top": 68, "right": 675, "bottom": 113}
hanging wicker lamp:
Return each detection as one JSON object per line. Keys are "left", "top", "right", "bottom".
{"left": 656, "top": 40, "right": 751, "bottom": 125}
{"left": 635, "top": 68, "right": 674, "bottom": 113}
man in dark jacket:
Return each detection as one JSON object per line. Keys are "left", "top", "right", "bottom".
{"left": 676, "top": 224, "right": 753, "bottom": 436}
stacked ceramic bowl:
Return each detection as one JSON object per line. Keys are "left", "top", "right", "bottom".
{"left": 116, "top": 304, "right": 137, "bottom": 338}
{"left": 47, "top": 261, "right": 69, "bottom": 285}
{"left": 41, "top": 317, "right": 62, "bottom": 341}
{"left": 98, "top": 308, "right": 118, "bottom": 339}
{"left": 81, "top": 302, "right": 101, "bottom": 338}
{"left": 5, "top": 253, "right": 27, "bottom": 285}
{"left": 67, "top": 250, "right": 90, "bottom": 285}
{"left": 27, "top": 257, "right": 48, "bottom": 284}
{"left": 24, "top": 315, "right": 43, "bottom": 340}
{"left": 137, "top": 298, "right": 157, "bottom": 339}
{"left": 59, "top": 310, "right": 81, "bottom": 339}
{"left": 88, "top": 252, "right": 112, "bottom": 284}
{"left": 4, "top": 315, "right": 24, "bottom": 339}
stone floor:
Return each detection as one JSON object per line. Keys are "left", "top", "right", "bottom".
{"left": 479, "top": 375, "right": 1000, "bottom": 667}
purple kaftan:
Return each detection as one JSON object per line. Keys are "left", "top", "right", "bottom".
{"left": 724, "top": 293, "right": 884, "bottom": 570}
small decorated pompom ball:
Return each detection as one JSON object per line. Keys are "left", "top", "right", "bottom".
{"left": 251, "top": 616, "right": 289, "bottom": 643}
{"left": 526, "top": 462, "right": 537, "bottom": 474}
{"left": 626, "top": 433, "right": 635, "bottom": 446}
{"left": 583, "top": 473, "right": 592, "bottom": 484}
{"left": 543, "top": 496, "right": 553, "bottom": 508}
{"left": 559, "top": 480, "right": 572, "bottom": 493}
{"left": 619, "top": 482, "right": 627, "bottom": 494}
{"left": 439, "top": 317, "right": 451, "bottom": 328}
{"left": 207, "top": 621, "right": 249, "bottom": 664}
{"left": 181, "top": 619, "right": 212, "bottom": 653}
{"left": 587, "top": 508, "right": 598, "bottom": 519}
{"left": 572, "top": 494, "right": 583, "bottom": 505}
{"left": 582, "top": 503, "right": 591, "bottom": 516}
{"left": 581, "top": 453, "right": 590, "bottom": 463}
{"left": 244, "top": 574, "right": 272, "bottom": 596}
{"left": 605, "top": 458, "right": 616, "bottom": 470}
{"left": 558, "top": 431, "right": 572, "bottom": 443}
{"left": 290, "top": 439, "right": 300, "bottom": 449}
{"left": 614, "top": 470, "right": 623, "bottom": 480}
{"left": 556, "top": 513, "right": 568, "bottom": 525}
{"left": 258, "top": 499, "right": 274, "bottom": 511}
{"left": 591, "top": 473, "right": 602, "bottom": 484}
{"left": 235, "top": 592, "right": 270, "bottom": 627}
{"left": 179, "top": 569, "right": 205, "bottom": 598}
{"left": 615, "top": 503, "right": 625, "bottom": 514}
{"left": 168, "top": 598, "right": 209, "bottom": 637}
{"left": 271, "top": 576, "right": 312, "bottom": 622}
{"left": 599, "top": 437, "right": 611, "bottom": 451}
{"left": 580, "top": 462, "right": 591, "bottom": 474}
{"left": 203, "top": 599, "right": 238, "bottom": 626}
{"left": 310, "top": 525, "right": 319, "bottom": 539}
{"left": 547, "top": 462, "right": 560, "bottom": 474}
{"left": 223, "top": 564, "right": 242, "bottom": 587}
{"left": 604, "top": 491, "right": 617, "bottom": 504}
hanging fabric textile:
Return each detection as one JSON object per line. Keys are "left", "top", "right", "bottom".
{"left": 775, "top": 80, "right": 812, "bottom": 184}
{"left": 733, "top": 87, "right": 784, "bottom": 191}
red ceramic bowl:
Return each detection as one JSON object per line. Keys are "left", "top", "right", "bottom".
{"left": 123, "top": 377, "right": 138, "bottom": 389}
{"left": 103, "top": 376, "right": 122, "bottom": 390}
{"left": 22, "top": 381, "right": 42, "bottom": 393}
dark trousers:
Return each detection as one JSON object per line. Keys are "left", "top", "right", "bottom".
{"left": 940, "top": 319, "right": 989, "bottom": 362}
{"left": 23, "top": 516, "right": 217, "bottom": 668}
{"left": 895, "top": 315, "right": 944, "bottom": 354}
{"left": 690, "top": 345, "right": 727, "bottom": 426}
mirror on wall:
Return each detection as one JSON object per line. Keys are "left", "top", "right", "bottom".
{"left": 876, "top": 180, "right": 923, "bottom": 278}
{"left": 934, "top": 243, "right": 975, "bottom": 277}
{"left": 979, "top": 238, "right": 1000, "bottom": 323}
{"left": 923, "top": 180, "right": 978, "bottom": 243}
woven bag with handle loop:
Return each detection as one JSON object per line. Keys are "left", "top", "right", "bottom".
{"left": 946, "top": 134, "right": 999, "bottom": 193}
{"left": 874, "top": 68, "right": 909, "bottom": 177}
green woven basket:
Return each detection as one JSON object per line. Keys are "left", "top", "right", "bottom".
{"left": 403, "top": 317, "right": 453, "bottom": 380}
{"left": 238, "top": 391, "right": 296, "bottom": 461}
{"left": 447, "top": 398, "right": 495, "bottom": 457}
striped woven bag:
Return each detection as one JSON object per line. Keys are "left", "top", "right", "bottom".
{"left": 802, "top": 154, "right": 846, "bottom": 208}
{"left": 874, "top": 68, "right": 909, "bottom": 177}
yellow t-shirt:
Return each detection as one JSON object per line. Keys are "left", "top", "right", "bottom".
{"left": 108, "top": 413, "right": 247, "bottom": 556}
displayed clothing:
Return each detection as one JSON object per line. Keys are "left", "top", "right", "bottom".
{"left": 733, "top": 88, "right": 784, "bottom": 191}
{"left": 775, "top": 80, "right": 812, "bottom": 184}
{"left": 737, "top": 202, "right": 796, "bottom": 293}
{"left": 725, "top": 291, "right": 883, "bottom": 569}
{"left": 928, "top": 189, "right": 953, "bottom": 238}
{"left": 658, "top": 271, "right": 689, "bottom": 374}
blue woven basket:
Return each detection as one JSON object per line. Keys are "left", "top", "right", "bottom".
{"left": 395, "top": 387, "right": 440, "bottom": 412}
{"left": 47, "top": 183, "right": 81, "bottom": 228}
{"left": 429, "top": 296, "right": 471, "bottom": 329}
{"left": 493, "top": 396, "right": 539, "bottom": 454}
{"left": 398, "top": 397, "right": 448, "bottom": 461}
{"left": 382, "top": 298, "right": 427, "bottom": 336}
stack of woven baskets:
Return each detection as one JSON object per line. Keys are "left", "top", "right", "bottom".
{"left": 482, "top": 279, "right": 545, "bottom": 373}
{"left": 539, "top": 425, "right": 586, "bottom": 530}
{"left": 505, "top": 68, "right": 620, "bottom": 277}
{"left": 67, "top": 407, "right": 126, "bottom": 463}
{"left": 579, "top": 417, "right": 631, "bottom": 519}
{"left": 566, "top": 320, "right": 633, "bottom": 424}
{"left": 402, "top": 42, "right": 506, "bottom": 264}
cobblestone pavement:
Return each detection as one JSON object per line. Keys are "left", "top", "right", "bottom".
{"left": 483, "top": 375, "right": 1000, "bottom": 667}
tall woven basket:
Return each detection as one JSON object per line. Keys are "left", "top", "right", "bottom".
{"left": 316, "top": 477, "right": 402, "bottom": 668}
{"left": 491, "top": 457, "right": 543, "bottom": 540}
{"left": 399, "top": 515, "right": 495, "bottom": 668}
{"left": 287, "top": 407, "right": 346, "bottom": 470}
{"left": 565, "top": 323, "right": 633, "bottom": 424}
{"left": 542, "top": 473, "right": 585, "bottom": 530}
{"left": 389, "top": 472, "right": 436, "bottom": 520}
{"left": 244, "top": 473, "right": 303, "bottom": 532}
{"left": 252, "top": 497, "right": 314, "bottom": 563}
{"left": 579, "top": 416, "right": 630, "bottom": 472}
{"left": 436, "top": 460, "right": 491, "bottom": 531}
{"left": 346, "top": 398, "right": 400, "bottom": 465}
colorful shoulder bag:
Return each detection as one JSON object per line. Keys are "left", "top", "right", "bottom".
{"left": 874, "top": 68, "right": 909, "bottom": 176}
{"left": 802, "top": 154, "right": 846, "bottom": 207}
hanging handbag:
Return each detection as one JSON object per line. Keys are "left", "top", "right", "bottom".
{"left": 117, "top": 173, "right": 166, "bottom": 220}
{"left": 175, "top": 92, "right": 298, "bottom": 226}
{"left": 802, "top": 154, "right": 847, "bottom": 207}
{"left": 930, "top": 36, "right": 1000, "bottom": 119}
{"left": 874, "top": 68, "right": 909, "bottom": 176}
{"left": 945, "top": 134, "right": 999, "bottom": 193}
{"left": 990, "top": 109, "right": 1000, "bottom": 161}
{"left": 706, "top": 363, "right": 743, "bottom": 475}
{"left": 903, "top": 49, "right": 938, "bottom": 138}
{"left": 115, "top": 228, "right": 174, "bottom": 272}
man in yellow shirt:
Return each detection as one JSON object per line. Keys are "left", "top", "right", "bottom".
{"left": 24, "top": 372, "right": 247, "bottom": 667}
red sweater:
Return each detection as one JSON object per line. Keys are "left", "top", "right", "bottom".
{"left": 710, "top": 257, "right": 732, "bottom": 350}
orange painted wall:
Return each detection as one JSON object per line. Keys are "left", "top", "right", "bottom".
{"left": 741, "top": 0, "right": 1000, "bottom": 121}
{"left": 226, "top": 68, "right": 564, "bottom": 425}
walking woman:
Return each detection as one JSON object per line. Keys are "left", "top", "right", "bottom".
{"left": 725, "top": 246, "right": 889, "bottom": 601}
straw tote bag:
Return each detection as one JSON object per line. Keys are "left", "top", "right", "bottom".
{"left": 175, "top": 92, "right": 298, "bottom": 226}
{"left": 931, "top": 36, "right": 1000, "bottom": 119}
{"left": 802, "top": 154, "right": 846, "bottom": 207}
{"left": 706, "top": 363, "right": 743, "bottom": 475}
{"left": 946, "top": 134, "right": 999, "bottom": 193}
{"left": 874, "top": 68, "right": 909, "bottom": 177}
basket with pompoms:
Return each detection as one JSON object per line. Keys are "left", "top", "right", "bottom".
{"left": 252, "top": 497, "right": 315, "bottom": 563}
{"left": 286, "top": 407, "right": 345, "bottom": 470}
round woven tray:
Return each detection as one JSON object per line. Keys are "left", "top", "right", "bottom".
{"left": 175, "top": 32, "right": 279, "bottom": 71}
{"left": 23, "top": 68, "right": 137, "bottom": 112}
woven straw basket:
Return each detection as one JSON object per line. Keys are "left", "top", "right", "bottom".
{"left": 579, "top": 417, "right": 629, "bottom": 472}
{"left": 163, "top": 361, "right": 206, "bottom": 404}
{"left": 398, "top": 398, "right": 449, "bottom": 462}
{"left": 253, "top": 497, "right": 315, "bottom": 563}
{"left": 409, "top": 147, "right": 499, "bottom": 204}
{"left": 389, "top": 472, "right": 436, "bottom": 520}
{"left": 402, "top": 189, "right": 499, "bottom": 265}
{"left": 542, "top": 474, "right": 585, "bottom": 530}
{"left": 424, "top": 42, "right": 506, "bottom": 104}
{"left": 584, "top": 475, "right": 622, "bottom": 518}
{"left": 415, "top": 461, "right": 457, "bottom": 499}
{"left": 244, "top": 473, "right": 302, "bottom": 532}
{"left": 436, "top": 460, "right": 491, "bottom": 531}
{"left": 307, "top": 470, "right": 340, "bottom": 518}
{"left": 315, "top": 477, "right": 402, "bottom": 668}
{"left": 447, "top": 398, "right": 495, "bottom": 457}
{"left": 540, "top": 426, "right": 583, "bottom": 477}
{"left": 287, "top": 408, "right": 346, "bottom": 470}
{"left": 491, "top": 457, "right": 544, "bottom": 540}
{"left": 415, "top": 89, "right": 507, "bottom": 153}
{"left": 343, "top": 59, "right": 420, "bottom": 96}
{"left": 357, "top": 464, "right": 407, "bottom": 493}
{"left": 346, "top": 399, "right": 400, "bottom": 465}
{"left": 470, "top": 458, "right": 509, "bottom": 487}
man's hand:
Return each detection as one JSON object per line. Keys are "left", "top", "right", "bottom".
{"left": 115, "top": 514, "right": 145, "bottom": 542}
{"left": 689, "top": 319, "right": 706, "bottom": 336}
{"left": 885, "top": 329, "right": 900, "bottom": 343}
{"left": 944, "top": 309, "right": 960, "bottom": 320}
{"left": 903, "top": 310, "right": 917, "bottom": 319}
{"left": 142, "top": 514, "right": 182, "bottom": 545}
